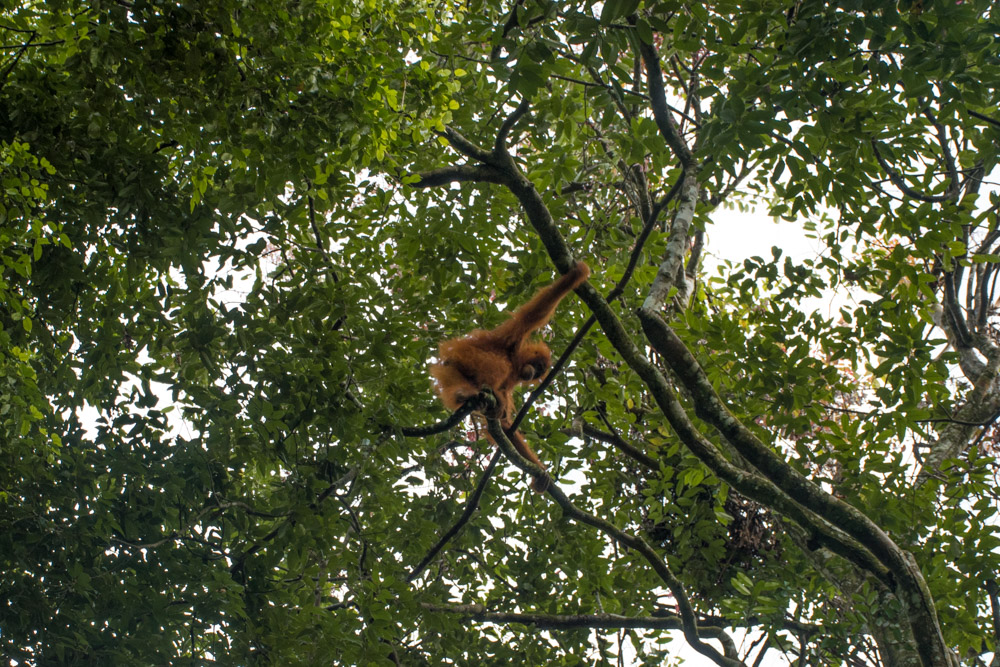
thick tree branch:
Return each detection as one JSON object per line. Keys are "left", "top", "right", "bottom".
{"left": 693, "top": 612, "right": 821, "bottom": 637}
{"left": 411, "top": 164, "right": 506, "bottom": 188}
{"left": 918, "top": 379, "right": 1000, "bottom": 485}
{"left": 440, "top": 126, "right": 495, "bottom": 163}
{"left": 943, "top": 268, "right": 975, "bottom": 349}
{"left": 423, "top": 602, "right": 685, "bottom": 629}
{"left": 634, "top": 308, "right": 951, "bottom": 667}
{"left": 931, "top": 293, "right": 984, "bottom": 382}
{"left": 686, "top": 228, "right": 705, "bottom": 281}
{"left": 643, "top": 165, "right": 699, "bottom": 312}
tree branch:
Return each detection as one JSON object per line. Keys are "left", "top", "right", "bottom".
{"left": 510, "top": 169, "right": 683, "bottom": 432}
{"left": 484, "top": 416, "right": 743, "bottom": 667}
{"left": 509, "top": 312, "right": 593, "bottom": 432}
{"left": 407, "top": 449, "right": 503, "bottom": 582}
{"left": 440, "top": 126, "right": 495, "bottom": 163}
{"left": 581, "top": 422, "right": 658, "bottom": 471}
{"left": 609, "top": 170, "right": 686, "bottom": 304}
{"left": 634, "top": 308, "right": 951, "bottom": 667}
{"left": 870, "top": 140, "right": 951, "bottom": 203}
{"left": 968, "top": 109, "right": 1000, "bottom": 130}
{"left": 0, "top": 30, "right": 34, "bottom": 89}
{"left": 921, "top": 107, "right": 960, "bottom": 198}
{"left": 494, "top": 98, "right": 531, "bottom": 155}
{"left": 420, "top": 602, "right": 738, "bottom": 656}
{"left": 401, "top": 397, "right": 481, "bottom": 437}
{"left": 642, "top": 164, "right": 699, "bottom": 312}
{"left": 987, "top": 580, "right": 1000, "bottom": 662}
{"left": 411, "top": 164, "right": 506, "bottom": 188}
{"left": 636, "top": 38, "right": 693, "bottom": 168}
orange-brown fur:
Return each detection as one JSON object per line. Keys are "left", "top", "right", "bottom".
{"left": 431, "top": 262, "right": 590, "bottom": 492}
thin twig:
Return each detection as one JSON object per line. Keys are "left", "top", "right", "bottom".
{"left": 582, "top": 422, "right": 658, "bottom": 470}
{"left": 0, "top": 30, "right": 34, "bottom": 89}
{"left": 968, "top": 109, "right": 1000, "bottom": 130}
{"left": 870, "top": 140, "right": 951, "bottom": 203}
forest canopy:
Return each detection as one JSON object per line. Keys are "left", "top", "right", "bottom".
{"left": 2, "top": 0, "right": 1000, "bottom": 665}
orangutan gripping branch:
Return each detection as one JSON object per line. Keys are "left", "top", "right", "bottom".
{"left": 430, "top": 262, "right": 590, "bottom": 492}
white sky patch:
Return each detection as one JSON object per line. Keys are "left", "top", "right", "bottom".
{"left": 707, "top": 207, "right": 821, "bottom": 267}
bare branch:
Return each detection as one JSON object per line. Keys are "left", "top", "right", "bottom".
{"left": 0, "top": 39, "right": 64, "bottom": 49}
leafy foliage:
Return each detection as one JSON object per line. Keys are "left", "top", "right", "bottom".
{"left": 2, "top": 0, "right": 1000, "bottom": 665}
